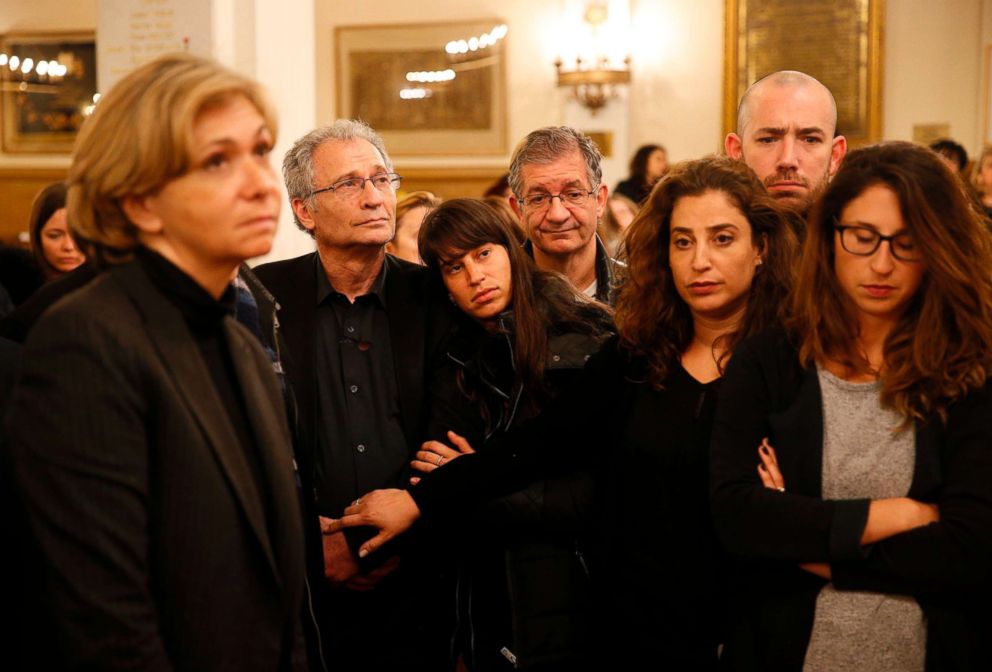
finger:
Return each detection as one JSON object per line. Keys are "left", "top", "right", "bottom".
{"left": 420, "top": 440, "right": 451, "bottom": 453}
{"left": 447, "top": 430, "right": 476, "bottom": 454}
{"left": 359, "top": 531, "right": 393, "bottom": 558}
{"left": 415, "top": 450, "right": 443, "bottom": 464}
{"left": 319, "top": 516, "right": 336, "bottom": 534}
{"left": 410, "top": 459, "right": 436, "bottom": 474}
{"left": 410, "top": 476, "right": 421, "bottom": 486}
{"left": 761, "top": 438, "right": 780, "bottom": 465}
{"left": 757, "top": 463, "right": 776, "bottom": 489}
{"left": 324, "top": 514, "right": 363, "bottom": 533}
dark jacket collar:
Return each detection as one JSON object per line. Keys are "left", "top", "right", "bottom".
{"left": 523, "top": 234, "right": 620, "bottom": 305}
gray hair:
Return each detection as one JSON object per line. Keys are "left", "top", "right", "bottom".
{"left": 736, "top": 70, "right": 838, "bottom": 136}
{"left": 282, "top": 119, "right": 393, "bottom": 232}
{"left": 508, "top": 126, "right": 603, "bottom": 197}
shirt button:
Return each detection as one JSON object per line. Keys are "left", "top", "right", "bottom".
{"left": 356, "top": 444, "right": 366, "bottom": 453}
{"left": 350, "top": 384, "right": 359, "bottom": 394}
{"left": 552, "top": 354, "right": 561, "bottom": 362}
{"left": 347, "top": 325, "right": 355, "bottom": 334}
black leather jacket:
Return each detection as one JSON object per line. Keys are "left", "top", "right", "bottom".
{"left": 427, "top": 312, "right": 608, "bottom": 670}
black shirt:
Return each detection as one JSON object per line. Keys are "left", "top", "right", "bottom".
{"left": 312, "top": 256, "right": 409, "bottom": 515}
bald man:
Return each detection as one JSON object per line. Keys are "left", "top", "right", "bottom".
{"left": 725, "top": 70, "right": 847, "bottom": 211}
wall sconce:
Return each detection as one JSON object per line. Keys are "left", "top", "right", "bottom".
{"left": 554, "top": 2, "right": 631, "bottom": 115}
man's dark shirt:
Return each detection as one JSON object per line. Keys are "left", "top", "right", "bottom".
{"left": 312, "top": 256, "right": 408, "bottom": 516}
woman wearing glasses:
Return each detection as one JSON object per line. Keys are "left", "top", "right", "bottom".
{"left": 331, "top": 156, "right": 799, "bottom": 668}
{"left": 414, "top": 197, "right": 613, "bottom": 671}
{"left": 710, "top": 141, "right": 992, "bottom": 671}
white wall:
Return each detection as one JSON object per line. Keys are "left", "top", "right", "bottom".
{"left": 314, "top": 0, "right": 725, "bottom": 189}
{"left": 883, "top": 0, "right": 984, "bottom": 154}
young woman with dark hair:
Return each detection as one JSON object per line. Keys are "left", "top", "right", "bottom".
{"left": 415, "top": 198, "right": 612, "bottom": 670}
{"left": 28, "top": 181, "right": 86, "bottom": 280}
{"left": 614, "top": 143, "right": 668, "bottom": 205}
{"left": 331, "top": 156, "right": 800, "bottom": 668}
{"left": 710, "top": 141, "right": 992, "bottom": 671}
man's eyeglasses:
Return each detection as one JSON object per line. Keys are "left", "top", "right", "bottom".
{"left": 518, "top": 188, "right": 596, "bottom": 211}
{"left": 310, "top": 172, "right": 402, "bottom": 198}
{"left": 834, "top": 223, "right": 922, "bottom": 262}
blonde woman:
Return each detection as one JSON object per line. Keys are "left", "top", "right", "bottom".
{"left": 5, "top": 54, "right": 307, "bottom": 671}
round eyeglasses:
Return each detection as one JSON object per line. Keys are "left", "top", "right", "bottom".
{"left": 309, "top": 172, "right": 402, "bottom": 198}
{"left": 834, "top": 224, "right": 922, "bottom": 262}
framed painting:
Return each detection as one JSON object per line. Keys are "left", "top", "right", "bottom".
{"left": 335, "top": 20, "right": 508, "bottom": 156}
{"left": 723, "top": 0, "right": 884, "bottom": 147}
{"left": 0, "top": 32, "right": 98, "bottom": 154}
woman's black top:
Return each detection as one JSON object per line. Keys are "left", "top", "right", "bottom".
{"left": 416, "top": 336, "right": 726, "bottom": 669}
{"left": 614, "top": 178, "right": 651, "bottom": 205}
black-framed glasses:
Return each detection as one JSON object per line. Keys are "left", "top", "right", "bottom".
{"left": 309, "top": 172, "right": 402, "bottom": 198}
{"left": 834, "top": 223, "right": 922, "bottom": 262}
{"left": 519, "top": 188, "right": 596, "bottom": 210}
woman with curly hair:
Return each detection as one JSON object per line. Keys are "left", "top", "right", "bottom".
{"left": 331, "top": 156, "right": 799, "bottom": 668}
{"left": 710, "top": 141, "right": 992, "bottom": 671}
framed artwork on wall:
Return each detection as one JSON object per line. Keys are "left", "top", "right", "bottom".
{"left": 722, "top": 0, "right": 884, "bottom": 148}
{"left": 335, "top": 20, "right": 508, "bottom": 157}
{"left": 0, "top": 32, "right": 98, "bottom": 154}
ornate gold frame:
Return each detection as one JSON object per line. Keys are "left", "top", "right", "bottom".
{"left": 722, "top": 0, "right": 884, "bottom": 147}
{"left": 335, "top": 20, "right": 508, "bottom": 157}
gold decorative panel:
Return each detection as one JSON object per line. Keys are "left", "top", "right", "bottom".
{"left": 723, "top": 0, "right": 884, "bottom": 147}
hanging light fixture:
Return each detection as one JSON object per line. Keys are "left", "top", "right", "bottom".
{"left": 554, "top": 2, "right": 631, "bottom": 115}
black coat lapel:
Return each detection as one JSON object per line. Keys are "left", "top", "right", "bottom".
{"left": 113, "top": 264, "right": 279, "bottom": 578}
{"left": 224, "top": 320, "right": 304, "bottom": 592}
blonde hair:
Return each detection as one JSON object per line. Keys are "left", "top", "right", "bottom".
{"left": 396, "top": 190, "right": 441, "bottom": 230}
{"left": 68, "top": 52, "right": 277, "bottom": 266}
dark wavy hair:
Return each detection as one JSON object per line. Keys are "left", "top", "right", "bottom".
{"left": 419, "top": 198, "right": 612, "bottom": 404}
{"left": 792, "top": 141, "right": 992, "bottom": 422}
{"left": 629, "top": 144, "right": 666, "bottom": 186}
{"left": 615, "top": 155, "right": 799, "bottom": 388}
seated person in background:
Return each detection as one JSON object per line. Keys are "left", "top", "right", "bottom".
{"left": 385, "top": 190, "right": 440, "bottom": 264}
{"left": 614, "top": 143, "right": 668, "bottom": 205}
{"left": 415, "top": 198, "right": 613, "bottom": 670}
{"left": 1, "top": 183, "right": 97, "bottom": 341}
{"left": 29, "top": 182, "right": 86, "bottom": 282}
{"left": 598, "top": 193, "right": 638, "bottom": 258}
{"left": 5, "top": 52, "right": 307, "bottom": 671}
{"left": 482, "top": 172, "right": 512, "bottom": 199}
{"left": 972, "top": 144, "right": 992, "bottom": 219}
{"left": 929, "top": 137, "right": 969, "bottom": 175}
{"left": 710, "top": 141, "right": 992, "bottom": 671}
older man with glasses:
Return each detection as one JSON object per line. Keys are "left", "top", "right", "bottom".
{"left": 508, "top": 126, "right": 622, "bottom": 305}
{"left": 252, "top": 119, "right": 452, "bottom": 671}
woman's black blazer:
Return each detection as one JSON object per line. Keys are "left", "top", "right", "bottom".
{"left": 710, "top": 329, "right": 992, "bottom": 671}
{"left": 5, "top": 260, "right": 307, "bottom": 671}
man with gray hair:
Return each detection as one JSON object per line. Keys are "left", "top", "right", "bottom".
{"left": 253, "top": 119, "right": 451, "bottom": 671}
{"left": 725, "top": 70, "right": 847, "bottom": 212}
{"left": 508, "top": 126, "right": 620, "bottom": 304}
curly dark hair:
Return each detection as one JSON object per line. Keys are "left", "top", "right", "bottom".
{"left": 615, "top": 155, "right": 799, "bottom": 388}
